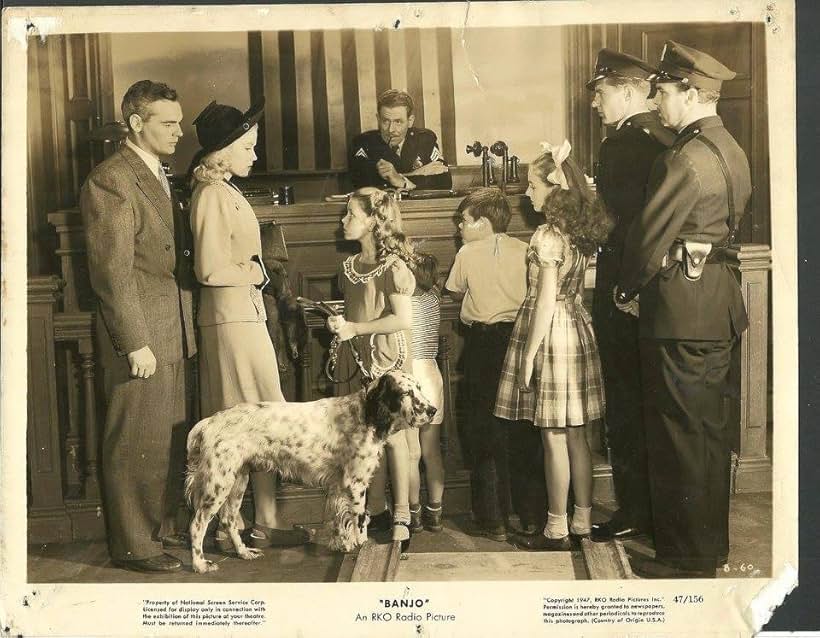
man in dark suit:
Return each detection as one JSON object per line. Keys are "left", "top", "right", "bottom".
{"left": 585, "top": 49, "right": 676, "bottom": 544}
{"left": 615, "top": 42, "right": 751, "bottom": 578}
{"left": 80, "top": 80, "right": 197, "bottom": 573}
{"left": 349, "top": 89, "right": 452, "bottom": 191}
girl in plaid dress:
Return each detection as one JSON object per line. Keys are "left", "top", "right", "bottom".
{"left": 494, "top": 140, "right": 613, "bottom": 551}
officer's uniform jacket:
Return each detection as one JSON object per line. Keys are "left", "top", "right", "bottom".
{"left": 595, "top": 111, "right": 676, "bottom": 284}
{"left": 349, "top": 127, "right": 452, "bottom": 190}
{"left": 617, "top": 115, "right": 751, "bottom": 340}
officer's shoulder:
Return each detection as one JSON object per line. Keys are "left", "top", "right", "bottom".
{"left": 658, "top": 140, "right": 701, "bottom": 177}
{"left": 408, "top": 127, "right": 439, "bottom": 141}
{"left": 353, "top": 129, "right": 381, "bottom": 144}
{"left": 628, "top": 113, "right": 676, "bottom": 147}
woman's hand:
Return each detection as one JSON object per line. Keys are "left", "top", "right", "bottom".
{"left": 517, "top": 357, "right": 534, "bottom": 393}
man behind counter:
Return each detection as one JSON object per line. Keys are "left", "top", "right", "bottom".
{"left": 350, "top": 89, "right": 452, "bottom": 191}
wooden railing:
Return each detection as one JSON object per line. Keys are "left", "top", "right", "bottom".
{"left": 31, "top": 200, "right": 772, "bottom": 543}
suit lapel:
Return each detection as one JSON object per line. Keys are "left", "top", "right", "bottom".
{"left": 119, "top": 145, "right": 175, "bottom": 237}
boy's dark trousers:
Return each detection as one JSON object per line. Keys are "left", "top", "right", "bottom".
{"left": 463, "top": 322, "right": 546, "bottom": 530}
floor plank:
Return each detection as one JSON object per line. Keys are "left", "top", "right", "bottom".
{"left": 398, "top": 550, "right": 585, "bottom": 581}
{"left": 27, "top": 495, "right": 771, "bottom": 583}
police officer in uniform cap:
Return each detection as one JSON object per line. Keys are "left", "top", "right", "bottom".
{"left": 586, "top": 49, "right": 676, "bottom": 545}
{"left": 349, "top": 89, "right": 452, "bottom": 191}
{"left": 615, "top": 41, "right": 751, "bottom": 578}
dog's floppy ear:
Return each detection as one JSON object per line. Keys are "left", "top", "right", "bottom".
{"left": 364, "top": 374, "right": 401, "bottom": 439}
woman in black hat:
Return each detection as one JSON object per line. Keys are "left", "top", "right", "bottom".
{"left": 189, "top": 100, "right": 309, "bottom": 551}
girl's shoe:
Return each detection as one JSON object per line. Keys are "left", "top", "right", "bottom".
{"left": 367, "top": 508, "right": 393, "bottom": 533}
{"left": 248, "top": 523, "right": 310, "bottom": 548}
{"left": 409, "top": 506, "right": 424, "bottom": 533}
{"left": 513, "top": 533, "right": 572, "bottom": 552}
{"left": 421, "top": 505, "right": 443, "bottom": 532}
{"left": 392, "top": 520, "right": 412, "bottom": 553}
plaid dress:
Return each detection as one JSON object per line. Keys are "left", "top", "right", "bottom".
{"left": 494, "top": 225, "right": 605, "bottom": 428}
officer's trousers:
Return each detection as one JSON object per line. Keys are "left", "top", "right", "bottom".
{"left": 640, "top": 338, "right": 733, "bottom": 571}
{"left": 593, "top": 272, "right": 652, "bottom": 531}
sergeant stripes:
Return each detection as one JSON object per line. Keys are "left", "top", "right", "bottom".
{"left": 253, "top": 29, "right": 456, "bottom": 172}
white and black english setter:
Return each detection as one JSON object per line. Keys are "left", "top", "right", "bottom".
{"left": 185, "top": 371, "right": 436, "bottom": 574}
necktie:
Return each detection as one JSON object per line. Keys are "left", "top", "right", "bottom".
{"left": 157, "top": 164, "right": 171, "bottom": 198}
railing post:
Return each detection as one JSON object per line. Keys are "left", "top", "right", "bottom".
{"left": 27, "top": 276, "right": 72, "bottom": 541}
{"left": 78, "top": 338, "right": 101, "bottom": 499}
{"left": 726, "top": 244, "right": 772, "bottom": 493}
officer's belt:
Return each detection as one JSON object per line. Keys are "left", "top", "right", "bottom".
{"left": 663, "top": 241, "right": 729, "bottom": 267}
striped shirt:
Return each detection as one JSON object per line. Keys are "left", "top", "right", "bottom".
{"left": 411, "top": 290, "right": 440, "bottom": 359}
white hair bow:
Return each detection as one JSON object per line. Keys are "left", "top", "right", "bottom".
{"left": 538, "top": 139, "right": 572, "bottom": 190}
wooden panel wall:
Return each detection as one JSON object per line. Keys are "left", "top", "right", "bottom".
{"left": 26, "top": 34, "right": 113, "bottom": 275}
{"left": 250, "top": 29, "right": 457, "bottom": 173}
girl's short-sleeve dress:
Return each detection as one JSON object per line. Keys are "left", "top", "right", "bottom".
{"left": 494, "top": 224, "right": 605, "bottom": 428}
{"left": 339, "top": 254, "right": 416, "bottom": 377}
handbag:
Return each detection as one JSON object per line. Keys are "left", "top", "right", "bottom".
{"left": 260, "top": 221, "right": 289, "bottom": 262}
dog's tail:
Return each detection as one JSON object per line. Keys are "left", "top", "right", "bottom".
{"left": 184, "top": 420, "right": 208, "bottom": 509}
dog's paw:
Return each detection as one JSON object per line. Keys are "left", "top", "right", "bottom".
{"left": 237, "top": 547, "right": 264, "bottom": 561}
{"left": 327, "top": 537, "right": 349, "bottom": 553}
{"left": 328, "top": 536, "right": 359, "bottom": 554}
{"left": 193, "top": 559, "right": 219, "bottom": 574}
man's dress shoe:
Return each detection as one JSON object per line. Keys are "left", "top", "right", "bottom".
{"left": 590, "top": 520, "right": 646, "bottom": 542}
{"left": 513, "top": 533, "right": 572, "bottom": 551}
{"left": 112, "top": 553, "right": 182, "bottom": 573}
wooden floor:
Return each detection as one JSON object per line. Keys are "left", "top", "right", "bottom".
{"left": 28, "top": 494, "right": 771, "bottom": 583}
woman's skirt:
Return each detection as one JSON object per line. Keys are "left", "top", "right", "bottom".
{"left": 198, "top": 321, "right": 284, "bottom": 418}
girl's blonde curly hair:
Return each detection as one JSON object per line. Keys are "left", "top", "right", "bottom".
{"left": 349, "top": 187, "right": 417, "bottom": 267}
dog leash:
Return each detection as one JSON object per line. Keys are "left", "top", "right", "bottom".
{"left": 296, "top": 297, "right": 370, "bottom": 384}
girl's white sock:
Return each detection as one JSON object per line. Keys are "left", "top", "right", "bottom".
{"left": 570, "top": 505, "right": 592, "bottom": 535}
{"left": 544, "top": 512, "right": 569, "bottom": 539}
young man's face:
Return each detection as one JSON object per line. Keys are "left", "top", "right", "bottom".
{"left": 130, "top": 99, "right": 183, "bottom": 157}
{"left": 653, "top": 82, "right": 693, "bottom": 131}
{"left": 591, "top": 80, "right": 629, "bottom": 126}
{"left": 378, "top": 105, "right": 415, "bottom": 148}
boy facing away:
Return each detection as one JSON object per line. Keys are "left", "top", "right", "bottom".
{"left": 445, "top": 188, "right": 547, "bottom": 540}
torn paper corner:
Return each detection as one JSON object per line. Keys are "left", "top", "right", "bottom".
{"left": 744, "top": 562, "right": 798, "bottom": 633}
{"left": 7, "top": 15, "right": 62, "bottom": 48}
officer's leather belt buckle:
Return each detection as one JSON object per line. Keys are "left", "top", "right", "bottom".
{"left": 662, "top": 241, "right": 714, "bottom": 281}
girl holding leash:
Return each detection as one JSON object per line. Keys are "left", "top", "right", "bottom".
{"left": 327, "top": 187, "right": 417, "bottom": 549}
